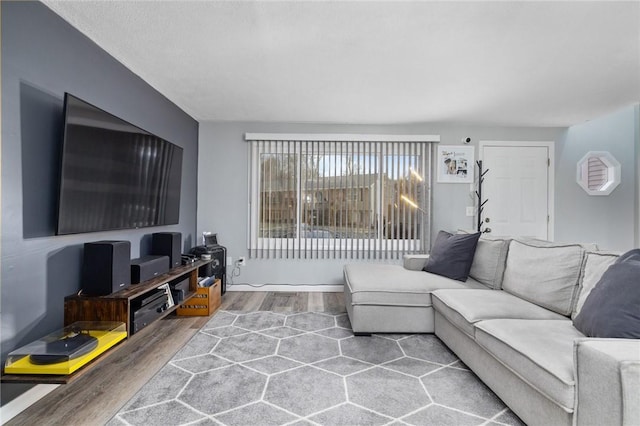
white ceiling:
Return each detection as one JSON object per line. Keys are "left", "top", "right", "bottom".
{"left": 43, "top": 1, "right": 640, "bottom": 127}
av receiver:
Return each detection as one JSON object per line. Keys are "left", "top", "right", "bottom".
{"left": 131, "top": 289, "right": 169, "bottom": 334}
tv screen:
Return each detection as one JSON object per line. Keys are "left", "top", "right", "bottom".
{"left": 56, "top": 93, "right": 183, "bottom": 235}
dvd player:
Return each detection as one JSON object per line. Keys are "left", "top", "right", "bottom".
{"left": 138, "top": 288, "right": 166, "bottom": 307}
{"left": 133, "top": 294, "right": 168, "bottom": 319}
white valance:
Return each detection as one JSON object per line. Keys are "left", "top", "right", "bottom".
{"left": 244, "top": 133, "right": 440, "bottom": 143}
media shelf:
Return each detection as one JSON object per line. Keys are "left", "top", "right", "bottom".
{"left": 1, "top": 259, "right": 215, "bottom": 385}
{"left": 63, "top": 259, "right": 214, "bottom": 336}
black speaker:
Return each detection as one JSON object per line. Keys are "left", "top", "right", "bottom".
{"left": 82, "top": 240, "right": 131, "bottom": 296}
{"left": 130, "top": 255, "right": 170, "bottom": 284}
{"left": 151, "top": 232, "right": 182, "bottom": 268}
{"left": 203, "top": 246, "right": 227, "bottom": 295}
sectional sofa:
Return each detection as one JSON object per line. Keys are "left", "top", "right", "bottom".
{"left": 343, "top": 235, "right": 640, "bottom": 426}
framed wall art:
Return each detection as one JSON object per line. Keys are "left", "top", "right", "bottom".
{"left": 437, "top": 145, "right": 474, "bottom": 183}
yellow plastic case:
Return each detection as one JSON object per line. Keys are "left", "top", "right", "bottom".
{"left": 4, "top": 321, "right": 127, "bottom": 375}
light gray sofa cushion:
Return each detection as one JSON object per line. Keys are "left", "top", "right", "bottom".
{"left": 517, "top": 237, "right": 599, "bottom": 252}
{"left": 572, "top": 250, "right": 619, "bottom": 319}
{"left": 502, "top": 240, "right": 585, "bottom": 316}
{"left": 622, "top": 363, "right": 640, "bottom": 425}
{"left": 403, "top": 254, "right": 430, "bottom": 271}
{"left": 475, "top": 319, "right": 585, "bottom": 411}
{"left": 432, "top": 289, "right": 566, "bottom": 338}
{"left": 469, "top": 236, "right": 511, "bottom": 289}
{"left": 344, "top": 264, "right": 484, "bottom": 308}
{"left": 574, "top": 339, "right": 640, "bottom": 426}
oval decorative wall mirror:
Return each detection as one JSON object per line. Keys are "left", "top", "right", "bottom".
{"left": 576, "top": 151, "right": 621, "bottom": 196}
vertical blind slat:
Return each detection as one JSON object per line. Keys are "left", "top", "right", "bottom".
{"left": 382, "top": 142, "right": 388, "bottom": 259}
{"left": 335, "top": 142, "right": 339, "bottom": 259}
{"left": 340, "top": 141, "right": 345, "bottom": 259}
{"left": 303, "top": 140, "right": 308, "bottom": 259}
{"left": 356, "top": 141, "right": 360, "bottom": 259}
{"left": 313, "top": 140, "right": 317, "bottom": 260}
{"left": 298, "top": 140, "right": 302, "bottom": 259}
{"left": 410, "top": 142, "right": 416, "bottom": 254}
{"left": 394, "top": 143, "right": 400, "bottom": 259}
{"left": 367, "top": 141, "right": 372, "bottom": 260}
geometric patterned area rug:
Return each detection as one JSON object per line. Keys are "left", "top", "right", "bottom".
{"left": 109, "top": 311, "right": 525, "bottom": 426}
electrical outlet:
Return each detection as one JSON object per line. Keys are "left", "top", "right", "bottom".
{"left": 466, "top": 206, "right": 475, "bottom": 217}
{"left": 227, "top": 256, "right": 233, "bottom": 267}
{"left": 237, "top": 256, "right": 245, "bottom": 266}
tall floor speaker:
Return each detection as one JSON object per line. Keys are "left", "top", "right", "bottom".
{"left": 82, "top": 240, "right": 131, "bottom": 296}
{"left": 151, "top": 232, "right": 182, "bottom": 269}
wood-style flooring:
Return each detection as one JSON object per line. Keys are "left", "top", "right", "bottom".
{"left": 5, "top": 292, "right": 345, "bottom": 426}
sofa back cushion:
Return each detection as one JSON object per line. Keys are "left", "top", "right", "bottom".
{"left": 572, "top": 251, "right": 619, "bottom": 319}
{"left": 502, "top": 239, "right": 585, "bottom": 316}
{"left": 517, "top": 237, "right": 599, "bottom": 252}
{"left": 468, "top": 236, "right": 511, "bottom": 289}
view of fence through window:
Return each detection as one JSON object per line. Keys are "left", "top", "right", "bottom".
{"left": 249, "top": 138, "right": 433, "bottom": 259}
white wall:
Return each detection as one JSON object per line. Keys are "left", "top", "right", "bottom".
{"left": 198, "top": 122, "right": 564, "bottom": 286}
{"left": 555, "top": 104, "right": 639, "bottom": 250}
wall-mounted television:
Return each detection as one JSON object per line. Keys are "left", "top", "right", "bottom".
{"left": 56, "top": 93, "right": 183, "bottom": 235}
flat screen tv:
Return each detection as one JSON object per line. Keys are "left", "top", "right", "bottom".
{"left": 56, "top": 93, "right": 183, "bottom": 235}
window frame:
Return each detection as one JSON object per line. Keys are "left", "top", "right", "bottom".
{"left": 246, "top": 134, "right": 440, "bottom": 259}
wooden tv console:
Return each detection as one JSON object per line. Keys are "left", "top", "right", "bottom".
{"left": 64, "top": 258, "right": 215, "bottom": 335}
{"left": 2, "top": 259, "right": 215, "bottom": 384}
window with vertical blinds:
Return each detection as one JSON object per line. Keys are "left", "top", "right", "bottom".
{"left": 246, "top": 134, "right": 439, "bottom": 260}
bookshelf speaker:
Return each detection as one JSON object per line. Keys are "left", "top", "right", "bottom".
{"left": 151, "top": 232, "right": 182, "bottom": 269}
{"left": 82, "top": 240, "right": 131, "bottom": 296}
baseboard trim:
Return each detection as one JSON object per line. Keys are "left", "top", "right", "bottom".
{"left": 226, "top": 284, "right": 344, "bottom": 292}
{"left": 1, "top": 384, "right": 59, "bottom": 424}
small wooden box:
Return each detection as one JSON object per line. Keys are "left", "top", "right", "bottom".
{"left": 176, "top": 279, "right": 220, "bottom": 316}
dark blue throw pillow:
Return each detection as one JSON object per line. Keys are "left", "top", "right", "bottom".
{"left": 423, "top": 231, "right": 481, "bottom": 281}
{"left": 573, "top": 249, "right": 640, "bottom": 338}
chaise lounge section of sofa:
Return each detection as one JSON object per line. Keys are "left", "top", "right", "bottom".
{"left": 343, "top": 235, "right": 640, "bottom": 426}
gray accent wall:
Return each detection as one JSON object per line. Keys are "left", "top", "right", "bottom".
{"left": 636, "top": 105, "right": 640, "bottom": 248}
{"left": 555, "top": 104, "right": 639, "bottom": 250}
{"left": 198, "top": 122, "right": 564, "bottom": 286}
{"left": 1, "top": 1, "right": 198, "bottom": 401}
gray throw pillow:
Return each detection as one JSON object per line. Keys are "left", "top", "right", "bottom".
{"left": 424, "top": 231, "right": 481, "bottom": 281}
{"left": 573, "top": 249, "right": 640, "bottom": 338}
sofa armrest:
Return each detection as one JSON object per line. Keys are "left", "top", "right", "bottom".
{"left": 403, "top": 254, "right": 429, "bottom": 271}
{"left": 574, "top": 338, "right": 640, "bottom": 426}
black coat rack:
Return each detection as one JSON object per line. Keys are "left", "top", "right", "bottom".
{"left": 475, "top": 160, "right": 489, "bottom": 232}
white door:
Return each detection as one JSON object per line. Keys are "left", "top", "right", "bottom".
{"left": 479, "top": 142, "right": 553, "bottom": 239}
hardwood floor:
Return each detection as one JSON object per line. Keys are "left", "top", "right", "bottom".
{"left": 5, "top": 292, "right": 346, "bottom": 426}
